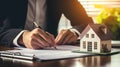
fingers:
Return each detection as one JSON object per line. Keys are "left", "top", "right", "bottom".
{"left": 65, "top": 35, "right": 77, "bottom": 44}
{"left": 31, "top": 33, "right": 50, "bottom": 47}
{"left": 30, "top": 40, "right": 44, "bottom": 49}
{"left": 62, "top": 32, "right": 75, "bottom": 44}
{"left": 46, "top": 32, "right": 56, "bottom": 47}
{"left": 33, "top": 28, "right": 55, "bottom": 46}
{"left": 55, "top": 29, "right": 69, "bottom": 45}
{"left": 22, "top": 28, "right": 55, "bottom": 49}
{"left": 55, "top": 29, "right": 78, "bottom": 45}
{"left": 22, "top": 28, "right": 78, "bottom": 49}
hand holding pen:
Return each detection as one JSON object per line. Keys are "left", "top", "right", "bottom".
{"left": 18, "top": 22, "right": 56, "bottom": 49}
{"left": 33, "top": 22, "right": 57, "bottom": 49}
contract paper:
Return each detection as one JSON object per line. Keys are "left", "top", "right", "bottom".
{"left": 4, "top": 45, "right": 91, "bottom": 61}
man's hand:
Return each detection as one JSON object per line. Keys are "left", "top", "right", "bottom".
{"left": 55, "top": 29, "right": 78, "bottom": 45}
{"left": 18, "top": 28, "right": 55, "bottom": 49}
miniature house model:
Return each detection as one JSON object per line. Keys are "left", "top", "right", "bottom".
{"left": 80, "top": 24, "right": 112, "bottom": 53}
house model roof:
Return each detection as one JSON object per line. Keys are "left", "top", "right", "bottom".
{"left": 80, "top": 24, "right": 112, "bottom": 40}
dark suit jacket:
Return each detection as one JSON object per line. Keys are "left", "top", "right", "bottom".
{"left": 0, "top": 0, "right": 93, "bottom": 46}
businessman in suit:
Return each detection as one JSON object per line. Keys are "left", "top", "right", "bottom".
{"left": 0, "top": 0, "right": 93, "bottom": 49}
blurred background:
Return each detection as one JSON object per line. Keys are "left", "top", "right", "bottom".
{"left": 58, "top": 0, "right": 120, "bottom": 40}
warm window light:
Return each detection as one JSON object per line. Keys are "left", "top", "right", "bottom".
{"left": 78, "top": 0, "right": 120, "bottom": 23}
{"left": 58, "top": 0, "right": 120, "bottom": 32}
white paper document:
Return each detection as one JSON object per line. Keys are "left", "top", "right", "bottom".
{"left": 3, "top": 45, "right": 91, "bottom": 61}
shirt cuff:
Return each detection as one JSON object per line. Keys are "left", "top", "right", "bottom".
{"left": 13, "top": 30, "right": 26, "bottom": 47}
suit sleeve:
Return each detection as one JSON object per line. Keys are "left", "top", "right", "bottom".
{"left": 60, "top": 0, "right": 93, "bottom": 32}
{"left": 0, "top": 17, "right": 23, "bottom": 47}
{"left": 0, "top": 0, "right": 23, "bottom": 47}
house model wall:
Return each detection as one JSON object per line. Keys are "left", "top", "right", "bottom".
{"left": 80, "top": 24, "right": 112, "bottom": 53}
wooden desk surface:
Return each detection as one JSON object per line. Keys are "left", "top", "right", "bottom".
{"left": 0, "top": 46, "right": 120, "bottom": 67}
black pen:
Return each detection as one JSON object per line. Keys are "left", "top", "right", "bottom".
{"left": 0, "top": 51, "right": 36, "bottom": 61}
{"left": 33, "top": 22, "right": 57, "bottom": 49}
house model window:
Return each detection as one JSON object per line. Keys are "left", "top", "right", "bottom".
{"left": 79, "top": 24, "right": 112, "bottom": 53}
{"left": 83, "top": 41, "right": 86, "bottom": 49}
{"left": 86, "top": 34, "right": 89, "bottom": 38}
{"left": 94, "top": 42, "right": 97, "bottom": 50}
{"left": 91, "top": 34, "right": 94, "bottom": 38}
